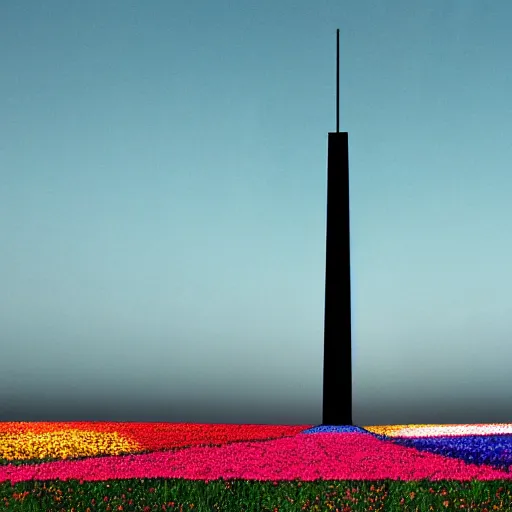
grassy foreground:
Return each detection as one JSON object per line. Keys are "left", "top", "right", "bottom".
{"left": 1, "top": 476, "right": 512, "bottom": 511}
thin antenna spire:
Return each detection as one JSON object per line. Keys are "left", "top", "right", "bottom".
{"left": 336, "top": 29, "right": 340, "bottom": 132}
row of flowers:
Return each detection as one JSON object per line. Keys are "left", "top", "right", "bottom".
{"left": 304, "top": 424, "right": 512, "bottom": 472}
{"left": 0, "top": 422, "right": 311, "bottom": 461}
{"left": 363, "top": 423, "right": 512, "bottom": 438}
{"left": 361, "top": 424, "right": 512, "bottom": 473}
{"left": 1, "top": 425, "right": 512, "bottom": 484}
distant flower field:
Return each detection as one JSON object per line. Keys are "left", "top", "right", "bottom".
{"left": 1, "top": 422, "right": 512, "bottom": 511}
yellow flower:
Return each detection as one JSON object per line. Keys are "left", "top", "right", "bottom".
{"left": 0, "top": 429, "right": 142, "bottom": 460}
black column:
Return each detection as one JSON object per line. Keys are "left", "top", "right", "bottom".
{"left": 322, "top": 131, "right": 352, "bottom": 426}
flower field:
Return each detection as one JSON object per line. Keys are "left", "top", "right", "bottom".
{"left": 1, "top": 422, "right": 512, "bottom": 511}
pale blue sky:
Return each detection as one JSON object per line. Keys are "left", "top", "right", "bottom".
{"left": 1, "top": 0, "right": 512, "bottom": 425}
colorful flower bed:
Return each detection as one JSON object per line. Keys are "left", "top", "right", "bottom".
{"left": 1, "top": 422, "right": 512, "bottom": 511}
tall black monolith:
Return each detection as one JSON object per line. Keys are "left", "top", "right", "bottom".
{"left": 322, "top": 29, "right": 352, "bottom": 426}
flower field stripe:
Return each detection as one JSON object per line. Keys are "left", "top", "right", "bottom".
{"left": 300, "top": 425, "right": 370, "bottom": 434}
{"left": 1, "top": 432, "right": 511, "bottom": 484}
{"left": 341, "top": 424, "right": 512, "bottom": 475}
{"left": 381, "top": 434, "right": 512, "bottom": 473}
{"left": 372, "top": 424, "right": 512, "bottom": 438}
{"left": 362, "top": 424, "right": 442, "bottom": 437}
{"left": 116, "top": 423, "right": 314, "bottom": 451}
{"left": 0, "top": 422, "right": 313, "bottom": 456}
{"left": 0, "top": 429, "right": 143, "bottom": 461}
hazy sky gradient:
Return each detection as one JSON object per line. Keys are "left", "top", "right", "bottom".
{"left": 2, "top": 0, "right": 512, "bottom": 426}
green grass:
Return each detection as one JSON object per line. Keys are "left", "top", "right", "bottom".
{"left": 1, "top": 476, "right": 512, "bottom": 512}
